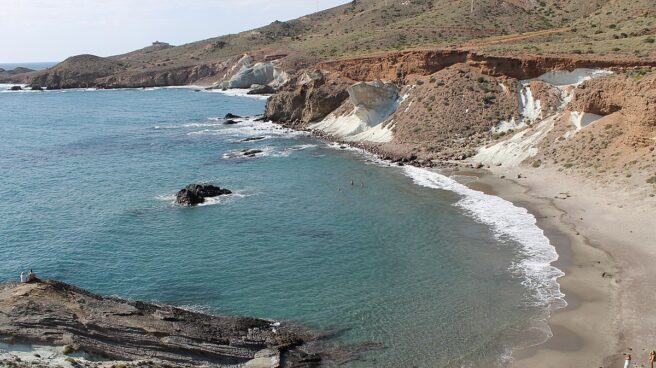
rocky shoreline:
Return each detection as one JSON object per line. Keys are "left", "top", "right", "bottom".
{"left": 0, "top": 280, "right": 324, "bottom": 367}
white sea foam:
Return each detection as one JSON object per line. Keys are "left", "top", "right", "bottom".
{"left": 402, "top": 166, "right": 566, "bottom": 312}
{"left": 156, "top": 192, "right": 248, "bottom": 207}
{"left": 205, "top": 88, "right": 270, "bottom": 100}
{"left": 221, "top": 144, "right": 316, "bottom": 160}
{"left": 187, "top": 118, "right": 307, "bottom": 139}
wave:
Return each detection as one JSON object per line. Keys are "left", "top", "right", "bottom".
{"left": 204, "top": 88, "right": 270, "bottom": 100}
{"left": 187, "top": 118, "right": 308, "bottom": 139}
{"left": 221, "top": 144, "right": 317, "bottom": 160}
{"left": 155, "top": 192, "right": 248, "bottom": 207}
{"left": 402, "top": 165, "right": 566, "bottom": 308}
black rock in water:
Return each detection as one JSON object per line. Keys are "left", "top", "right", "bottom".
{"left": 9, "top": 85, "right": 22, "bottom": 91}
{"left": 175, "top": 184, "right": 232, "bottom": 206}
{"left": 225, "top": 119, "right": 240, "bottom": 125}
{"left": 225, "top": 113, "right": 242, "bottom": 119}
{"left": 240, "top": 136, "right": 266, "bottom": 142}
{"left": 242, "top": 149, "right": 263, "bottom": 157}
{"left": 31, "top": 86, "right": 44, "bottom": 91}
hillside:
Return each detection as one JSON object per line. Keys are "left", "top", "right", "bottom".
{"left": 4, "top": 0, "right": 653, "bottom": 89}
{"left": 3, "top": 0, "right": 655, "bottom": 191}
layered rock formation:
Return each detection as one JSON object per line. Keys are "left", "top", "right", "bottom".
{"left": 0, "top": 280, "right": 322, "bottom": 367}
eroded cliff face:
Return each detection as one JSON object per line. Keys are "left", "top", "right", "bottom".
{"left": 264, "top": 70, "right": 351, "bottom": 127}
{"left": 472, "top": 69, "right": 656, "bottom": 185}
{"left": 266, "top": 51, "right": 655, "bottom": 186}
{"left": 309, "top": 80, "right": 400, "bottom": 143}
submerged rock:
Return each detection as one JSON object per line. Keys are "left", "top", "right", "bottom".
{"left": 225, "top": 119, "right": 240, "bottom": 125}
{"left": 175, "top": 184, "right": 232, "bottom": 206}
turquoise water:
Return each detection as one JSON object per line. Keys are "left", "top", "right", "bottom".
{"left": 0, "top": 88, "right": 563, "bottom": 367}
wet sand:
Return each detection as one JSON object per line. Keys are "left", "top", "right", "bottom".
{"left": 457, "top": 165, "right": 656, "bottom": 367}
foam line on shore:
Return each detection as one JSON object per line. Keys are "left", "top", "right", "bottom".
{"left": 402, "top": 166, "right": 566, "bottom": 310}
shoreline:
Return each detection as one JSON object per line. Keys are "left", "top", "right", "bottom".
{"left": 462, "top": 165, "right": 655, "bottom": 367}
{"left": 277, "top": 118, "right": 652, "bottom": 366}
{"left": 463, "top": 169, "right": 621, "bottom": 367}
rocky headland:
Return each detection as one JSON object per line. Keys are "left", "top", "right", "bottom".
{"left": 0, "top": 280, "right": 323, "bottom": 367}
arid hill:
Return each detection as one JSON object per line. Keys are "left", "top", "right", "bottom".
{"left": 4, "top": 0, "right": 654, "bottom": 89}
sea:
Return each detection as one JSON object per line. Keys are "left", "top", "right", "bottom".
{"left": 0, "top": 86, "right": 565, "bottom": 367}
{"left": 0, "top": 62, "right": 57, "bottom": 71}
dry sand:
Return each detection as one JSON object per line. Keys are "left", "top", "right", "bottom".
{"left": 461, "top": 165, "right": 656, "bottom": 367}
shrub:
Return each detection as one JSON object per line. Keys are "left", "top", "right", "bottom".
{"left": 647, "top": 176, "right": 656, "bottom": 184}
{"left": 63, "top": 345, "right": 75, "bottom": 355}
{"left": 564, "top": 162, "right": 574, "bottom": 168}
{"left": 532, "top": 159, "right": 542, "bottom": 168}
{"left": 645, "top": 37, "right": 655, "bottom": 44}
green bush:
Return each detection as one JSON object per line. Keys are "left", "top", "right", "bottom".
{"left": 532, "top": 160, "right": 542, "bottom": 168}
{"left": 63, "top": 345, "right": 75, "bottom": 355}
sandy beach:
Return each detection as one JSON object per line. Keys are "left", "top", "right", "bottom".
{"left": 462, "top": 165, "right": 656, "bottom": 367}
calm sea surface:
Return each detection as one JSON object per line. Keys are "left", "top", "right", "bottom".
{"left": 0, "top": 87, "right": 563, "bottom": 367}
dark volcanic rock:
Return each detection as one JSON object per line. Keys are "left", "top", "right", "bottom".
{"left": 31, "top": 86, "right": 44, "bottom": 91}
{"left": 9, "top": 85, "right": 22, "bottom": 91}
{"left": 0, "top": 280, "right": 322, "bottom": 367}
{"left": 240, "top": 136, "right": 266, "bottom": 142}
{"left": 242, "top": 149, "right": 263, "bottom": 157}
{"left": 225, "top": 113, "right": 242, "bottom": 119}
{"left": 225, "top": 119, "right": 240, "bottom": 125}
{"left": 175, "top": 184, "right": 232, "bottom": 206}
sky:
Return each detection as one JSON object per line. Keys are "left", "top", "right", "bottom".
{"left": 0, "top": 0, "right": 348, "bottom": 63}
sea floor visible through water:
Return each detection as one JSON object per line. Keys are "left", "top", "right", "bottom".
{"left": 0, "top": 87, "right": 564, "bottom": 367}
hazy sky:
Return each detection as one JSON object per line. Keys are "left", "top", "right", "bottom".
{"left": 1, "top": 0, "right": 347, "bottom": 63}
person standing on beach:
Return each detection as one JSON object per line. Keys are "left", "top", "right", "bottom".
{"left": 649, "top": 350, "right": 655, "bottom": 368}
{"left": 20, "top": 272, "right": 26, "bottom": 283}
{"left": 624, "top": 353, "right": 631, "bottom": 368}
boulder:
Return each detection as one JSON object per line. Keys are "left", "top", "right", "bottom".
{"left": 248, "top": 84, "right": 275, "bottom": 95}
{"left": 225, "top": 119, "right": 240, "bottom": 125}
{"left": 31, "top": 86, "right": 44, "bottom": 91}
{"left": 9, "top": 85, "right": 22, "bottom": 91}
{"left": 225, "top": 113, "right": 242, "bottom": 119}
{"left": 175, "top": 184, "right": 232, "bottom": 206}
